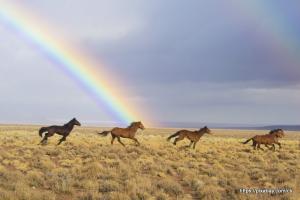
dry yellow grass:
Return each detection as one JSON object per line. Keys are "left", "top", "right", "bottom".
{"left": 0, "top": 125, "right": 299, "bottom": 200}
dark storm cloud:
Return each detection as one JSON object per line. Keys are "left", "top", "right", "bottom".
{"left": 1, "top": 0, "right": 300, "bottom": 125}
{"left": 84, "top": 0, "right": 300, "bottom": 86}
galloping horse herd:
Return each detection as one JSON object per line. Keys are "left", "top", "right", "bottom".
{"left": 38, "top": 118, "right": 285, "bottom": 151}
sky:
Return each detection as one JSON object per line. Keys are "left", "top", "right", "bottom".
{"left": 0, "top": 0, "right": 300, "bottom": 126}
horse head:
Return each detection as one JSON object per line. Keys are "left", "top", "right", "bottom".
{"left": 130, "top": 121, "right": 145, "bottom": 130}
{"left": 201, "top": 126, "right": 212, "bottom": 134}
{"left": 137, "top": 121, "right": 145, "bottom": 130}
{"left": 71, "top": 118, "right": 81, "bottom": 126}
{"left": 270, "top": 129, "right": 285, "bottom": 138}
{"left": 276, "top": 129, "right": 285, "bottom": 138}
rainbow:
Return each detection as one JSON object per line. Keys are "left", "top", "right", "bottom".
{"left": 232, "top": 1, "right": 299, "bottom": 77}
{"left": 0, "top": 1, "right": 150, "bottom": 126}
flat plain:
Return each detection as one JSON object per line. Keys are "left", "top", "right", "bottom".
{"left": 0, "top": 125, "right": 299, "bottom": 200}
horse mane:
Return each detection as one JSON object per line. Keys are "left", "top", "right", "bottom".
{"left": 199, "top": 126, "right": 207, "bottom": 131}
{"left": 127, "top": 122, "right": 137, "bottom": 128}
{"left": 198, "top": 126, "right": 207, "bottom": 132}
{"left": 269, "top": 129, "right": 282, "bottom": 134}
{"left": 64, "top": 118, "right": 75, "bottom": 126}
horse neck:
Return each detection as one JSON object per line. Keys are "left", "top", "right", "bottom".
{"left": 267, "top": 133, "right": 276, "bottom": 138}
{"left": 264, "top": 134, "right": 277, "bottom": 141}
{"left": 128, "top": 124, "right": 139, "bottom": 134}
{"left": 64, "top": 121, "right": 75, "bottom": 131}
{"left": 197, "top": 129, "right": 206, "bottom": 137}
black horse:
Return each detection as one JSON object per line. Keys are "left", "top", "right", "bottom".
{"left": 39, "top": 118, "right": 81, "bottom": 145}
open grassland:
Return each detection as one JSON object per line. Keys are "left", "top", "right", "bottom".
{"left": 0, "top": 125, "right": 299, "bottom": 200}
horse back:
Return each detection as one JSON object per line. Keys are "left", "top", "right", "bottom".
{"left": 46, "top": 125, "right": 70, "bottom": 135}
{"left": 111, "top": 127, "right": 124, "bottom": 133}
{"left": 111, "top": 127, "right": 130, "bottom": 137}
{"left": 176, "top": 130, "right": 189, "bottom": 135}
{"left": 253, "top": 134, "right": 277, "bottom": 144}
{"left": 178, "top": 130, "right": 199, "bottom": 138}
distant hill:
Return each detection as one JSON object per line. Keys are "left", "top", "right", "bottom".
{"left": 213, "top": 125, "right": 300, "bottom": 131}
{"left": 156, "top": 121, "right": 300, "bottom": 131}
{"left": 248, "top": 125, "right": 300, "bottom": 131}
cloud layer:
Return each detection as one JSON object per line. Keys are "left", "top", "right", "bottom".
{"left": 1, "top": 0, "right": 300, "bottom": 125}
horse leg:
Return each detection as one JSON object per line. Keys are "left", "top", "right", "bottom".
{"left": 276, "top": 142, "right": 282, "bottom": 149}
{"left": 257, "top": 144, "right": 264, "bottom": 151}
{"left": 57, "top": 136, "right": 67, "bottom": 145}
{"left": 111, "top": 135, "right": 116, "bottom": 145}
{"left": 40, "top": 135, "right": 48, "bottom": 145}
{"left": 187, "top": 140, "right": 193, "bottom": 148}
{"left": 272, "top": 144, "right": 276, "bottom": 151}
{"left": 173, "top": 135, "right": 185, "bottom": 145}
{"left": 132, "top": 138, "right": 140, "bottom": 146}
{"left": 252, "top": 142, "right": 257, "bottom": 150}
{"left": 117, "top": 137, "right": 125, "bottom": 147}
{"left": 252, "top": 141, "right": 257, "bottom": 150}
{"left": 40, "top": 132, "right": 50, "bottom": 145}
{"left": 265, "top": 144, "right": 272, "bottom": 150}
{"left": 193, "top": 141, "right": 198, "bottom": 149}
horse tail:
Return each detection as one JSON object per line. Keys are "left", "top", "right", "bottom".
{"left": 98, "top": 131, "right": 111, "bottom": 137}
{"left": 242, "top": 138, "right": 253, "bottom": 144}
{"left": 39, "top": 127, "right": 47, "bottom": 137}
{"left": 167, "top": 131, "right": 181, "bottom": 141}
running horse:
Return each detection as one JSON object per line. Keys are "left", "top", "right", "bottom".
{"left": 243, "top": 129, "right": 285, "bottom": 151}
{"left": 39, "top": 118, "right": 81, "bottom": 145}
{"left": 98, "top": 121, "right": 145, "bottom": 146}
{"left": 167, "top": 126, "right": 212, "bottom": 149}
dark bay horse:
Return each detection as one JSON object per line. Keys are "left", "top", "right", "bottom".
{"left": 167, "top": 126, "right": 212, "bottom": 149}
{"left": 39, "top": 118, "right": 81, "bottom": 145}
{"left": 243, "top": 129, "right": 285, "bottom": 151}
{"left": 98, "top": 121, "right": 145, "bottom": 146}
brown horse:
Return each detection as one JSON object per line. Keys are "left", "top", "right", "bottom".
{"left": 39, "top": 118, "right": 81, "bottom": 145}
{"left": 98, "top": 121, "right": 145, "bottom": 146}
{"left": 167, "top": 126, "right": 212, "bottom": 149}
{"left": 243, "top": 129, "right": 285, "bottom": 151}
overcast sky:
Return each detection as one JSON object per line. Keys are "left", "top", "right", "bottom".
{"left": 1, "top": 0, "right": 300, "bottom": 126}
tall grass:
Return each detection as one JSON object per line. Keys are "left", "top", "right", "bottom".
{"left": 0, "top": 125, "right": 299, "bottom": 199}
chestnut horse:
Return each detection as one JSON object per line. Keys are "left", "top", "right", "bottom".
{"left": 98, "top": 121, "right": 145, "bottom": 146}
{"left": 167, "top": 126, "right": 212, "bottom": 149}
{"left": 243, "top": 129, "right": 284, "bottom": 151}
{"left": 39, "top": 118, "right": 81, "bottom": 145}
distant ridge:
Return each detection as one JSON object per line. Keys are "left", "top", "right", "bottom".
{"left": 208, "top": 125, "right": 300, "bottom": 131}
{"left": 155, "top": 121, "right": 300, "bottom": 131}
{"left": 1, "top": 120, "right": 299, "bottom": 131}
{"left": 248, "top": 125, "right": 300, "bottom": 131}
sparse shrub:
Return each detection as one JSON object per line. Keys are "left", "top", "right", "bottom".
{"left": 190, "top": 179, "right": 205, "bottom": 190}
{"left": 25, "top": 170, "right": 45, "bottom": 188}
{"left": 0, "top": 189, "right": 13, "bottom": 200}
{"left": 48, "top": 168, "right": 74, "bottom": 194}
{"left": 155, "top": 192, "right": 169, "bottom": 200}
{"left": 99, "top": 180, "right": 120, "bottom": 193}
{"left": 81, "top": 162, "right": 103, "bottom": 179}
{"left": 135, "top": 190, "right": 151, "bottom": 200}
{"left": 278, "top": 152, "right": 293, "bottom": 160}
{"left": 249, "top": 169, "right": 265, "bottom": 181}
{"left": 156, "top": 179, "right": 184, "bottom": 197}
{"left": 109, "top": 192, "right": 131, "bottom": 200}
{"left": 272, "top": 173, "right": 290, "bottom": 184}
{"left": 196, "top": 185, "right": 222, "bottom": 200}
